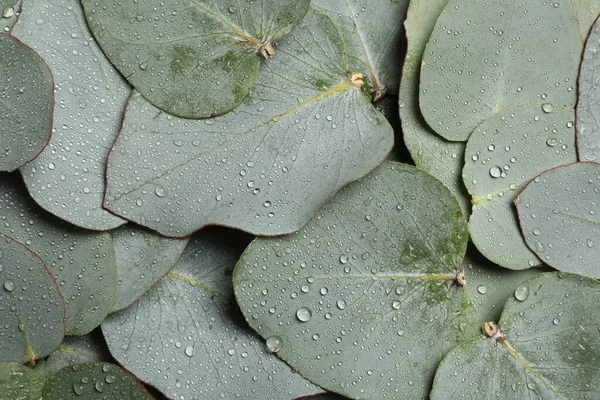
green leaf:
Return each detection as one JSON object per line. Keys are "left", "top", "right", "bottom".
{"left": 515, "top": 162, "right": 600, "bottom": 278}
{"left": 577, "top": 15, "right": 600, "bottom": 162}
{"left": 0, "top": 0, "right": 20, "bottom": 33}
{"left": 463, "top": 247, "right": 553, "bottom": 324}
{"left": 12, "top": 0, "right": 129, "bottom": 231}
{"left": 82, "top": 0, "right": 310, "bottom": 119}
{"left": 399, "top": 0, "right": 470, "bottom": 216}
{"left": 42, "top": 362, "right": 153, "bottom": 399}
{"left": 463, "top": 103, "right": 577, "bottom": 269}
{"left": 311, "top": 0, "right": 409, "bottom": 98}
{"left": 0, "top": 33, "right": 52, "bottom": 172}
{"left": 420, "top": 0, "right": 582, "bottom": 141}
{"left": 104, "top": 10, "right": 393, "bottom": 237}
{"left": 234, "top": 161, "right": 478, "bottom": 399}
{"left": 0, "top": 362, "right": 46, "bottom": 400}
{"left": 44, "top": 332, "right": 111, "bottom": 374}
{"left": 110, "top": 226, "right": 188, "bottom": 312}
{"left": 0, "top": 174, "right": 118, "bottom": 335}
{"left": 0, "top": 234, "right": 64, "bottom": 363}
{"left": 102, "top": 228, "right": 321, "bottom": 400}
{"left": 431, "top": 272, "right": 600, "bottom": 399}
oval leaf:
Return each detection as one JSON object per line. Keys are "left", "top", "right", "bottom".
{"left": 0, "top": 234, "right": 64, "bottom": 363}
{"left": 420, "top": 0, "right": 581, "bottom": 141}
{"left": 463, "top": 103, "right": 577, "bottom": 269}
{"left": 104, "top": 10, "right": 393, "bottom": 237}
{"left": 102, "top": 228, "right": 320, "bottom": 400}
{"left": 110, "top": 225, "right": 188, "bottom": 312}
{"left": 0, "top": 33, "right": 53, "bottom": 172}
{"left": 12, "top": 0, "right": 129, "bottom": 230}
{"left": 42, "top": 362, "right": 153, "bottom": 399}
{"left": 431, "top": 272, "right": 600, "bottom": 399}
{"left": 234, "top": 161, "right": 478, "bottom": 399}
{"left": 82, "top": 0, "right": 310, "bottom": 119}
{"left": 0, "top": 362, "right": 46, "bottom": 400}
{"left": 516, "top": 162, "right": 600, "bottom": 278}
{"left": 0, "top": 174, "right": 118, "bottom": 335}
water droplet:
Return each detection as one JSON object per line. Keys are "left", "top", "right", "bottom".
{"left": 541, "top": 103, "right": 553, "bottom": 113}
{"left": 266, "top": 335, "right": 283, "bottom": 353}
{"left": 336, "top": 299, "right": 346, "bottom": 310}
{"left": 514, "top": 285, "right": 529, "bottom": 301}
{"left": 339, "top": 254, "right": 348, "bottom": 264}
{"left": 552, "top": 318, "right": 560, "bottom": 325}
{"left": 546, "top": 138, "right": 558, "bottom": 147}
{"left": 320, "top": 287, "right": 328, "bottom": 295}
{"left": 4, "top": 280, "right": 15, "bottom": 292}
{"left": 532, "top": 228, "right": 541, "bottom": 236}
{"left": 587, "top": 239, "right": 594, "bottom": 248}
{"left": 392, "top": 301, "right": 401, "bottom": 310}
{"left": 73, "top": 385, "right": 85, "bottom": 395}
{"left": 477, "top": 285, "right": 487, "bottom": 294}
{"left": 184, "top": 345, "right": 194, "bottom": 357}
{"left": 296, "top": 307, "right": 312, "bottom": 322}
{"left": 154, "top": 187, "right": 166, "bottom": 197}
{"left": 489, "top": 166, "right": 502, "bottom": 178}
{"left": 95, "top": 381, "right": 105, "bottom": 393}
{"left": 105, "top": 375, "right": 116, "bottom": 384}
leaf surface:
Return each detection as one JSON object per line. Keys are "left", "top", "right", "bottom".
{"left": 0, "top": 174, "right": 118, "bottom": 335}
{"left": 44, "top": 332, "right": 111, "bottom": 374}
{"left": 463, "top": 103, "right": 577, "bottom": 268}
{"left": 110, "top": 225, "right": 188, "bottom": 312}
{"left": 102, "top": 228, "right": 321, "bottom": 400}
{"left": 0, "top": 235, "right": 64, "bottom": 363}
{"left": 420, "top": 0, "right": 582, "bottom": 141}
{"left": 399, "top": 0, "right": 471, "bottom": 215}
{"left": 104, "top": 10, "right": 393, "bottom": 237}
{"left": 12, "top": 0, "right": 129, "bottom": 230}
{"left": 431, "top": 273, "right": 600, "bottom": 399}
{"left": 0, "top": 362, "right": 46, "bottom": 400}
{"left": 516, "top": 162, "right": 600, "bottom": 278}
{"left": 0, "top": 33, "right": 52, "bottom": 171}
{"left": 0, "top": 0, "right": 20, "bottom": 33}
{"left": 234, "top": 161, "right": 478, "bottom": 399}
{"left": 42, "top": 362, "right": 153, "bottom": 399}
{"left": 82, "top": 0, "right": 310, "bottom": 118}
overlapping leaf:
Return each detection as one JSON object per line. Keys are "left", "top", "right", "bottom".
{"left": 0, "top": 362, "right": 47, "bottom": 399}
{"left": 104, "top": 10, "right": 393, "bottom": 237}
{"left": 44, "top": 332, "right": 111, "bottom": 373}
{"left": 0, "top": 174, "right": 118, "bottom": 335}
{"left": 12, "top": 0, "right": 129, "bottom": 230}
{"left": 516, "top": 162, "right": 600, "bottom": 278}
{"left": 0, "top": 234, "right": 64, "bottom": 363}
{"left": 420, "top": 0, "right": 583, "bottom": 141}
{"left": 431, "top": 273, "right": 600, "bottom": 399}
{"left": 234, "top": 161, "right": 478, "bottom": 399}
{"left": 82, "top": 0, "right": 310, "bottom": 119}
{"left": 0, "top": 33, "right": 52, "bottom": 171}
{"left": 463, "top": 103, "right": 577, "bottom": 269}
{"left": 102, "top": 228, "right": 320, "bottom": 400}
{"left": 110, "top": 226, "right": 188, "bottom": 312}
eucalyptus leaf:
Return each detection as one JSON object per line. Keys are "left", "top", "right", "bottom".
{"left": 0, "top": 234, "right": 64, "bottom": 363}
{"left": 104, "top": 10, "right": 393, "bottom": 237}
{"left": 102, "top": 228, "right": 321, "bottom": 400}
{"left": 463, "top": 103, "right": 577, "bottom": 269}
{"left": 44, "top": 331, "right": 111, "bottom": 374}
{"left": 0, "top": 174, "right": 118, "bottom": 335}
{"left": 399, "top": 0, "right": 470, "bottom": 216}
{"left": 110, "top": 225, "right": 188, "bottom": 312}
{"left": 12, "top": 0, "right": 129, "bottom": 230}
{"left": 515, "top": 162, "right": 600, "bottom": 278}
{"left": 311, "top": 0, "right": 409, "bottom": 99}
{"left": 42, "top": 362, "right": 153, "bottom": 399}
{"left": 431, "top": 272, "right": 600, "bottom": 399}
{"left": 577, "top": 14, "right": 600, "bottom": 162}
{"left": 234, "top": 161, "right": 478, "bottom": 399}
{"left": 0, "top": 0, "right": 20, "bottom": 33}
{"left": 420, "top": 0, "right": 582, "bottom": 141}
{"left": 82, "top": 0, "right": 310, "bottom": 119}
{"left": 0, "top": 362, "right": 46, "bottom": 400}
{"left": 0, "top": 33, "right": 52, "bottom": 172}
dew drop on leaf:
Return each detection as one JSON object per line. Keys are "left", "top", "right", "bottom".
{"left": 514, "top": 285, "right": 529, "bottom": 301}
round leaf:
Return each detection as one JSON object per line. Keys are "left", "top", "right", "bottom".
{"left": 0, "top": 234, "right": 64, "bottom": 363}
{"left": 516, "top": 162, "right": 600, "bottom": 278}
{"left": 104, "top": 10, "right": 393, "bottom": 237}
{"left": 102, "top": 228, "right": 320, "bottom": 400}
{"left": 42, "top": 362, "right": 153, "bottom": 399}
{"left": 0, "top": 362, "right": 46, "bottom": 400}
{"left": 0, "top": 33, "right": 53, "bottom": 172}
{"left": 463, "top": 103, "right": 577, "bottom": 269}
{"left": 0, "top": 174, "right": 118, "bottom": 335}
{"left": 312, "top": 0, "right": 409, "bottom": 98}
{"left": 82, "top": 0, "right": 310, "bottom": 119}
{"left": 399, "top": 0, "right": 470, "bottom": 216}
{"left": 110, "top": 225, "right": 188, "bottom": 312}
{"left": 234, "top": 161, "right": 478, "bottom": 399}
{"left": 12, "top": 0, "right": 129, "bottom": 230}
{"left": 420, "top": 0, "right": 581, "bottom": 141}
{"left": 431, "top": 273, "right": 600, "bottom": 399}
